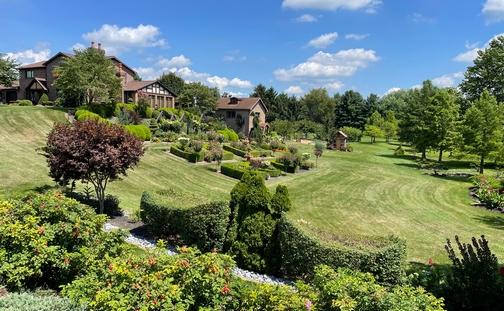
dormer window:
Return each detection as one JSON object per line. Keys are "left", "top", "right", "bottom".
{"left": 26, "top": 71, "right": 34, "bottom": 78}
{"left": 230, "top": 97, "right": 238, "bottom": 104}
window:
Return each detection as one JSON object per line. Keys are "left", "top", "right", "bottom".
{"left": 26, "top": 71, "right": 34, "bottom": 78}
{"left": 254, "top": 112, "right": 260, "bottom": 119}
{"left": 226, "top": 111, "right": 236, "bottom": 118}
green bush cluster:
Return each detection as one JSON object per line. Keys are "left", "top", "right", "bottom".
{"left": 17, "top": 99, "right": 33, "bottom": 106}
{"left": 140, "top": 191, "right": 230, "bottom": 252}
{"left": 271, "top": 160, "right": 301, "bottom": 173}
{"left": 79, "top": 103, "right": 116, "bottom": 118}
{"left": 223, "top": 144, "right": 260, "bottom": 157}
{"left": 75, "top": 109, "right": 107, "bottom": 122}
{"left": 278, "top": 215, "right": 407, "bottom": 286}
{"left": 124, "top": 124, "right": 151, "bottom": 141}
{"left": 113, "top": 103, "right": 136, "bottom": 116}
{"left": 217, "top": 128, "right": 239, "bottom": 141}
{"left": 0, "top": 291, "right": 85, "bottom": 311}
{"left": 0, "top": 191, "right": 128, "bottom": 290}
{"left": 341, "top": 126, "right": 363, "bottom": 142}
{"left": 170, "top": 146, "right": 205, "bottom": 163}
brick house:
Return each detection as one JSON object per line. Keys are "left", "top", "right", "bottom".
{"left": 1, "top": 42, "right": 176, "bottom": 108}
{"left": 214, "top": 97, "right": 268, "bottom": 135}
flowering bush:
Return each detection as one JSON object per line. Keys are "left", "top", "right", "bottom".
{"left": 206, "top": 130, "right": 219, "bottom": 141}
{"left": 269, "top": 140, "right": 280, "bottom": 150}
{"left": 0, "top": 191, "right": 127, "bottom": 290}
{"left": 177, "top": 137, "right": 190, "bottom": 150}
{"left": 471, "top": 175, "right": 504, "bottom": 210}
{"left": 289, "top": 145, "right": 299, "bottom": 154}
{"left": 190, "top": 140, "right": 204, "bottom": 152}
{"left": 302, "top": 152, "right": 311, "bottom": 161}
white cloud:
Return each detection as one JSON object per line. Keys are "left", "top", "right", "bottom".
{"left": 5, "top": 48, "right": 51, "bottom": 65}
{"left": 226, "top": 91, "right": 248, "bottom": 97}
{"left": 345, "top": 33, "right": 369, "bottom": 40}
{"left": 409, "top": 13, "right": 436, "bottom": 23}
{"left": 70, "top": 43, "right": 86, "bottom": 51}
{"left": 453, "top": 32, "right": 504, "bottom": 62}
{"left": 82, "top": 24, "right": 167, "bottom": 55}
{"left": 293, "top": 14, "right": 318, "bottom": 22}
{"left": 223, "top": 56, "right": 247, "bottom": 61}
{"left": 483, "top": 0, "right": 504, "bottom": 24}
{"left": 274, "top": 49, "right": 380, "bottom": 81}
{"left": 307, "top": 32, "right": 338, "bottom": 48}
{"left": 207, "top": 76, "right": 253, "bottom": 89}
{"left": 282, "top": 0, "right": 382, "bottom": 12}
{"left": 410, "top": 84, "right": 422, "bottom": 90}
{"left": 432, "top": 72, "right": 464, "bottom": 87}
{"left": 284, "top": 86, "right": 304, "bottom": 94}
{"left": 156, "top": 55, "right": 192, "bottom": 68}
{"left": 172, "top": 67, "right": 210, "bottom": 82}
{"left": 323, "top": 82, "right": 345, "bottom": 90}
{"left": 228, "top": 49, "right": 240, "bottom": 54}
{"left": 384, "top": 87, "right": 402, "bottom": 95}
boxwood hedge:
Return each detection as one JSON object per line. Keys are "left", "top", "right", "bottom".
{"left": 170, "top": 146, "right": 204, "bottom": 163}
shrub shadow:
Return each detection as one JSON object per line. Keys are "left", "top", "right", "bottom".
{"left": 473, "top": 214, "right": 504, "bottom": 230}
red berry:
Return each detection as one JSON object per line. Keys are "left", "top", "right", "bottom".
{"left": 153, "top": 299, "right": 157, "bottom": 304}
{"left": 73, "top": 232, "right": 79, "bottom": 237}
{"left": 109, "top": 265, "right": 113, "bottom": 271}
{"left": 35, "top": 249, "right": 40, "bottom": 254}
{"left": 64, "top": 258, "right": 69, "bottom": 263}
{"left": 134, "top": 283, "right": 139, "bottom": 289}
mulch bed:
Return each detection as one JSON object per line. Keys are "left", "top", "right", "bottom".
{"left": 107, "top": 215, "right": 152, "bottom": 238}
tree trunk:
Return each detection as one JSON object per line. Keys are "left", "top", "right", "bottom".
{"left": 421, "top": 149, "right": 426, "bottom": 160}
{"left": 438, "top": 148, "right": 443, "bottom": 163}
{"left": 480, "top": 155, "right": 485, "bottom": 174}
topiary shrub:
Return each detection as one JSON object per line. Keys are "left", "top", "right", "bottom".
{"left": 17, "top": 99, "right": 33, "bottom": 106}
{"left": 394, "top": 145, "right": 405, "bottom": 155}
{"left": 37, "top": 94, "right": 49, "bottom": 106}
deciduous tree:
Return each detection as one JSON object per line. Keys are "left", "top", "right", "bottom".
{"left": 459, "top": 35, "right": 504, "bottom": 104}
{"left": 157, "top": 72, "right": 184, "bottom": 95}
{"left": 53, "top": 48, "right": 122, "bottom": 105}
{"left": 0, "top": 52, "right": 20, "bottom": 86}
{"left": 178, "top": 82, "right": 218, "bottom": 115}
{"left": 43, "top": 119, "right": 145, "bottom": 214}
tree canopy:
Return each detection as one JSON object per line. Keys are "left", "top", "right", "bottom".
{"left": 43, "top": 119, "right": 145, "bottom": 214}
{"left": 460, "top": 35, "right": 504, "bottom": 104}
{"left": 0, "top": 52, "right": 20, "bottom": 86}
{"left": 157, "top": 72, "right": 184, "bottom": 96}
{"left": 177, "top": 82, "right": 219, "bottom": 115}
{"left": 53, "top": 48, "right": 122, "bottom": 106}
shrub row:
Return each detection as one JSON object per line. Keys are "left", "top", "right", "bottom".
{"left": 140, "top": 191, "right": 230, "bottom": 252}
{"left": 170, "top": 146, "right": 204, "bottom": 163}
{"left": 159, "top": 107, "right": 199, "bottom": 120}
{"left": 17, "top": 99, "right": 33, "bottom": 106}
{"left": 223, "top": 150, "right": 234, "bottom": 161}
{"left": 271, "top": 160, "right": 300, "bottom": 173}
{"left": 278, "top": 215, "right": 406, "bottom": 286}
{"left": 223, "top": 144, "right": 260, "bottom": 157}
{"left": 124, "top": 124, "right": 152, "bottom": 141}
{"left": 220, "top": 163, "right": 282, "bottom": 180}
{"left": 79, "top": 103, "right": 116, "bottom": 118}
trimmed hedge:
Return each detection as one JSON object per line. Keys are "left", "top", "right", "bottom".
{"left": 271, "top": 161, "right": 300, "bottom": 174}
{"left": 223, "top": 150, "right": 234, "bottom": 161}
{"left": 75, "top": 110, "right": 107, "bottom": 122}
{"left": 79, "top": 103, "right": 116, "bottom": 118}
{"left": 217, "top": 128, "right": 239, "bottom": 142}
{"left": 17, "top": 100, "right": 33, "bottom": 106}
{"left": 124, "top": 124, "right": 151, "bottom": 141}
{"left": 223, "top": 144, "right": 260, "bottom": 157}
{"left": 220, "top": 163, "right": 282, "bottom": 180}
{"left": 278, "top": 215, "right": 406, "bottom": 286}
{"left": 140, "top": 191, "right": 230, "bottom": 252}
{"left": 170, "top": 146, "right": 204, "bottom": 163}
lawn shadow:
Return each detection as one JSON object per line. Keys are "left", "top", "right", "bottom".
{"left": 30, "top": 184, "right": 59, "bottom": 193}
{"left": 473, "top": 214, "right": 504, "bottom": 230}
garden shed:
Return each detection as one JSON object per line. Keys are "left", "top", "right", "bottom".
{"left": 328, "top": 131, "right": 348, "bottom": 150}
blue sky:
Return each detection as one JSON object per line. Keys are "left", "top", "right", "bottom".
{"left": 2, "top": 0, "right": 504, "bottom": 98}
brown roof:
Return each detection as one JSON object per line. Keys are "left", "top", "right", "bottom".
{"left": 0, "top": 81, "right": 19, "bottom": 90}
{"left": 18, "top": 61, "right": 46, "bottom": 69}
{"left": 33, "top": 78, "right": 48, "bottom": 91}
{"left": 217, "top": 97, "right": 268, "bottom": 112}
{"left": 123, "top": 80, "right": 176, "bottom": 96}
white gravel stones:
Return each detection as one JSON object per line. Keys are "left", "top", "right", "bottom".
{"left": 104, "top": 222, "right": 291, "bottom": 286}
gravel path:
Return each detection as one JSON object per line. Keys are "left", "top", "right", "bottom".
{"left": 104, "top": 223, "right": 292, "bottom": 286}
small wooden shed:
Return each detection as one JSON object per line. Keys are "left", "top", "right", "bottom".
{"left": 329, "top": 131, "right": 348, "bottom": 150}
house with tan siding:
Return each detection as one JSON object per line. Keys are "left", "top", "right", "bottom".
{"left": 214, "top": 97, "right": 268, "bottom": 135}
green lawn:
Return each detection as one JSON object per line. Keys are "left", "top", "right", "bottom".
{"left": 2, "top": 106, "right": 504, "bottom": 265}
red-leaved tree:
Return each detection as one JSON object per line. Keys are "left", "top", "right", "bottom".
{"left": 44, "top": 119, "right": 145, "bottom": 214}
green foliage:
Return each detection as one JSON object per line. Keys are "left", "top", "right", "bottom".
{"left": 278, "top": 216, "right": 407, "bottom": 286}
{"left": 0, "top": 52, "right": 20, "bottom": 86}
{"left": 79, "top": 102, "right": 116, "bottom": 118}
{"left": 178, "top": 82, "right": 219, "bottom": 114}
{"left": 140, "top": 191, "right": 230, "bottom": 252}
{"left": 113, "top": 103, "right": 136, "bottom": 116}
{"left": 313, "top": 265, "right": 445, "bottom": 311}
{"left": 271, "top": 160, "right": 301, "bottom": 173}
{"left": 170, "top": 145, "right": 205, "bottom": 163}
{"left": 17, "top": 99, "right": 33, "bottom": 106}
{"left": 270, "top": 185, "right": 292, "bottom": 213}
{"left": 217, "top": 128, "right": 239, "bottom": 142}
{"left": 0, "top": 191, "right": 128, "bottom": 290}
{"left": 460, "top": 35, "right": 504, "bottom": 104}
{"left": 0, "top": 291, "right": 85, "bottom": 311}
{"left": 363, "top": 125, "right": 384, "bottom": 143}
{"left": 443, "top": 235, "right": 504, "bottom": 311}
{"left": 220, "top": 163, "right": 282, "bottom": 180}
{"left": 160, "top": 120, "right": 182, "bottom": 133}
{"left": 341, "top": 126, "right": 363, "bottom": 142}
{"left": 117, "top": 107, "right": 133, "bottom": 125}
{"left": 394, "top": 145, "right": 405, "bottom": 155}
{"left": 37, "top": 93, "right": 49, "bottom": 105}
{"left": 75, "top": 109, "right": 105, "bottom": 122}
{"left": 223, "top": 144, "right": 260, "bottom": 158}
{"left": 124, "top": 124, "right": 151, "bottom": 141}
{"left": 157, "top": 71, "right": 185, "bottom": 96}
{"left": 335, "top": 90, "right": 368, "bottom": 130}
{"left": 53, "top": 47, "right": 122, "bottom": 105}
{"left": 225, "top": 173, "right": 283, "bottom": 274}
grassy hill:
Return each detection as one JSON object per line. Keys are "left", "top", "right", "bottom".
{"left": 2, "top": 105, "right": 504, "bottom": 265}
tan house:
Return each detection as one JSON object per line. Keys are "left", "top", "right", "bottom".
{"left": 214, "top": 97, "right": 268, "bottom": 135}
{"left": 1, "top": 42, "right": 176, "bottom": 108}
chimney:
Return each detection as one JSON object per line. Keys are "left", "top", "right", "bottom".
{"left": 98, "top": 43, "right": 101, "bottom": 51}
{"left": 119, "top": 63, "right": 123, "bottom": 72}
{"left": 91, "top": 41, "right": 95, "bottom": 49}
